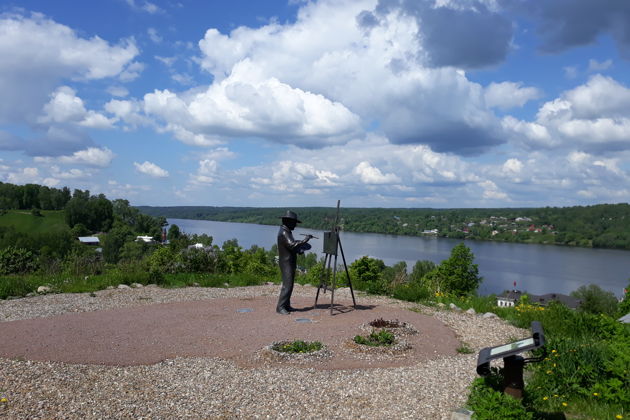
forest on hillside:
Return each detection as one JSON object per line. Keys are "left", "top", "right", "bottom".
{"left": 137, "top": 204, "right": 630, "bottom": 250}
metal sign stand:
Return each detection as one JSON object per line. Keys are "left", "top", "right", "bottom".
{"left": 314, "top": 200, "right": 356, "bottom": 315}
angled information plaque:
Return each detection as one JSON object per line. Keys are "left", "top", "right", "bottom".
{"left": 476, "top": 321, "right": 546, "bottom": 398}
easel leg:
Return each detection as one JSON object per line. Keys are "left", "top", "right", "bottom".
{"left": 314, "top": 254, "right": 331, "bottom": 308}
{"left": 337, "top": 238, "right": 356, "bottom": 307}
{"left": 330, "top": 253, "right": 338, "bottom": 315}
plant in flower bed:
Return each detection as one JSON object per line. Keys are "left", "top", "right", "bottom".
{"left": 271, "top": 340, "right": 323, "bottom": 354}
{"left": 369, "top": 318, "right": 403, "bottom": 328}
{"left": 353, "top": 329, "right": 395, "bottom": 347}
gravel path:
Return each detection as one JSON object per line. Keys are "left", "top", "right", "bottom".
{"left": 0, "top": 285, "right": 526, "bottom": 419}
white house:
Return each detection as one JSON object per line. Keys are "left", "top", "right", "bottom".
{"left": 136, "top": 235, "right": 155, "bottom": 244}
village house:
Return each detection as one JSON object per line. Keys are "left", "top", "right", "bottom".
{"left": 497, "top": 290, "right": 581, "bottom": 309}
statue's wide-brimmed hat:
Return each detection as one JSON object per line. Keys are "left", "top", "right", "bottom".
{"left": 280, "top": 210, "right": 301, "bottom": 223}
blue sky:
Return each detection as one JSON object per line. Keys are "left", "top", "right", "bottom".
{"left": 1, "top": 0, "right": 630, "bottom": 208}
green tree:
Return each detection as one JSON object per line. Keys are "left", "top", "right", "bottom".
{"left": 430, "top": 243, "right": 482, "bottom": 296}
{"left": 409, "top": 260, "right": 437, "bottom": 282}
{"left": 102, "top": 225, "right": 133, "bottom": 263}
{"left": 349, "top": 255, "right": 386, "bottom": 294}
{"left": 571, "top": 284, "right": 618, "bottom": 316}
{"left": 167, "top": 224, "right": 181, "bottom": 241}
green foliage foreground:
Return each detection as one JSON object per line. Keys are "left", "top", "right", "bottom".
{"left": 462, "top": 299, "right": 629, "bottom": 420}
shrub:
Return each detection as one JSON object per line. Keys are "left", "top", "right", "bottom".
{"left": 467, "top": 376, "right": 533, "bottom": 420}
{"left": 349, "top": 256, "right": 387, "bottom": 294}
{"left": 0, "top": 246, "right": 37, "bottom": 274}
{"left": 353, "top": 329, "right": 395, "bottom": 347}
{"left": 571, "top": 284, "right": 618, "bottom": 316}
{"left": 180, "top": 247, "right": 217, "bottom": 273}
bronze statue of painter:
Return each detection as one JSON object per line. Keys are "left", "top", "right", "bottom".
{"left": 276, "top": 210, "right": 313, "bottom": 315}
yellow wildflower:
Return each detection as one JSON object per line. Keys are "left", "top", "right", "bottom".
{"left": 551, "top": 349, "right": 557, "bottom": 353}
{"left": 615, "top": 415, "right": 623, "bottom": 420}
{"left": 543, "top": 396, "right": 549, "bottom": 401}
{"left": 0, "top": 397, "right": 6, "bottom": 403}
{"left": 546, "top": 370, "right": 552, "bottom": 374}
{"left": 562, "top": 402, "right": 568, "bottom": 407}
{"left": 593, "top": 392, "right": 599, "bottom": 396}
{"left": 553, "top": 394, "right": 559, "bottom": 398}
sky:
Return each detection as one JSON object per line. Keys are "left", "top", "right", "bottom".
{"left": 1, "top": 0, "right": 630, "bottom": 208}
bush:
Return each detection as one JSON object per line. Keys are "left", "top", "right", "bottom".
{"left": 146, "top": 246, "right": 179, "bottom": 274}
{"left": 0, "top": 246, "right": 37, "bottom": 274}
{"left": 467, "top": 376, "right": 533, "bottom": 420}
{"left": 180, "top": 247, "right": 217, "bottom": 273}
{"left": 349, "top": 256, "right": 387, "bottom": 294}
{"left": 391, "top": 281, "right": 431, "bottom": 302}
{"left": 571, "top": 284, "right": 618, "bottom": 316}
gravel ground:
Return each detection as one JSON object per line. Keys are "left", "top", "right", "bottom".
{"left": 0, "top": 285, "right": 526, "bottom": 419}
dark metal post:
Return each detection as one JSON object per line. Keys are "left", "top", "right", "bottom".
{"left": 503, "top": 355, "right": 525, "bottom": 399}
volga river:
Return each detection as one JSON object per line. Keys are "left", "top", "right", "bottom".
{"left": 168, "top": 218, "right": 630, "bottom": 298}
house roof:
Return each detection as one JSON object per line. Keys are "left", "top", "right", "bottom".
{"left": 78, "top": 236, "right": 99, "bottom": 244}
{"left": 498, "top": 290, "right": 581, "bottom": 309}
{"left": 533, "top": 293, "right": 581, "bottom": 309}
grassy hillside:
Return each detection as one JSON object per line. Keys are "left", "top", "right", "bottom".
{"left": 0, "top": 210, "right": 68, "bottom": 234}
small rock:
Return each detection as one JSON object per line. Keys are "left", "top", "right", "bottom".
{"left": 26, "top": 292, "right": 36, "bottom": 297}
{"left": 449, "top": 303, "right": 461, "bottom": 311}
{"left": 37, "top": 286, "right": 52, "bottom": 294}
{"left": 131, "top": 283, "right": 143, "bottom": 288}
{"left": 482, "top": 312, "right": 498, "bottom": 319}
{"left": 145, "top": 284, "right": 158, "bottom": 288}
{"left": 106, "top": 286, "right": 114, "bottom": 290}
{"left": 265, "top": 282, "right": 274, "bottom": 286}
{"left": 117, "top": 284, "right": 131, "bottom": 289}
{"left": 465, "top": 308, "right": 476, "bottom": 315}
{"left": 437, "top": 302, "right": 446, "bottom": 308}
{"left": 192, "top": 282, "right": 200, "bottom": 287}
{"left": 451, "top": 408, "right": 474, "bottom": 420}
{"left": 223, "top": 283, "right": 229, "bottom": 287}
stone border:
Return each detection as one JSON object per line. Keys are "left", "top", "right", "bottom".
{"left": 359, "top": 318, "right": 419, "bottom": 337}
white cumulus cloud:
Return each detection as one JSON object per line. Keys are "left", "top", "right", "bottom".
{"left": 485, "top": 81, "right": 542, "bottom": 110}
{"left": 34, "top": 147, "right": 115, "bottom": 167}
{"left": 134, "top": 161, "right": 169, "bottom": 178}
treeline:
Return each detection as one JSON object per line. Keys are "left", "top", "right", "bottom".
{"left": 137, "top": 204, "right": 630, "bottom": 250}
{"left": 0, "top": 182, "right": 72, "bottom": 210}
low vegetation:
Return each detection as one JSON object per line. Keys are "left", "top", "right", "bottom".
{"left": 353, "top": 329, "right": 395, "bottom": 347}
{"left": 271, "top": 340, "right": 323, "bottom": 354}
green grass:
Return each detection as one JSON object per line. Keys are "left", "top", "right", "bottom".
{"left": 0, "top": 210, "right": 68, "bottom": 234}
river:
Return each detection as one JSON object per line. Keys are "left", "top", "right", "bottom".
{"left": 167, "top": 218, "right": 630, "bottom": 298}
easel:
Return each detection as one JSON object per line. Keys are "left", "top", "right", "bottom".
{"left": 314, "top": 200, "right": 357, "bottom": 315}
